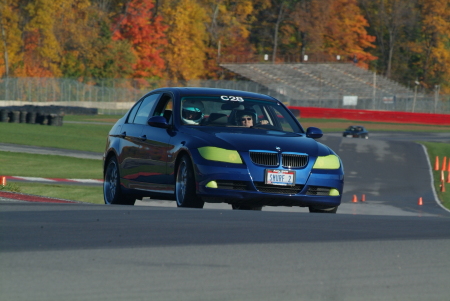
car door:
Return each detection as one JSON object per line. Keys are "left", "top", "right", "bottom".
{"left": 119, "top": 93, "right": 161, "bottom": 184}
{"left": 134, "top": 93, "right": 175, "bottom": 193}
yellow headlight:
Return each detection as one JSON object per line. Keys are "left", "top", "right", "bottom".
{"left": 198, "top": 147, "right": 243, "bottom": 164}
{"left": 312, "top": 155, "right": 340, "bottom": 169}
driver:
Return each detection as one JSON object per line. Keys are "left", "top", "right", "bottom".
{"left": 237, "top": 110, "right": 268, "bottom": 127}
{"left": 181, "top": 99, "right": 204, "bottom": 125}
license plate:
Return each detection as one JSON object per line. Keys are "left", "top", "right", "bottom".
{"left": 265, "top": 169, "right": 295, "bottom": 186}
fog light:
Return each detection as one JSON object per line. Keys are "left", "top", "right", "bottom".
{"left": 206, "top": 181, "right": 218, "bottom": 188}
{"left": 329, "top": 188, "right": 340, "bottom": 196}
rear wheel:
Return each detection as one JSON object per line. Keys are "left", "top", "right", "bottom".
{"left": 176, "top": 155, "right": 204, "bottom": 208}
{"left": 103, "top": 157, "right": 135, "bottom": 205}
{"left": 308, "top": 206, "right": 338, "bottom": 213}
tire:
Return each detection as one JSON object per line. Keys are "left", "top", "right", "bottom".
{"left": 308, "top": 206, "right": 338, "bottom": 213}
{"left": 103, "top": 157, "right": 135, "bottom": 205}
{"left": 232, "top": 204, "right": 262, "bottom": 211}
{"left": 176, "top": 155, "right": 204, "bottom": 208}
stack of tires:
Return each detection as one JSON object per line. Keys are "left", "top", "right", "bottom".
{"left": 0, "top": 107, "right": 64, "bottom": 126}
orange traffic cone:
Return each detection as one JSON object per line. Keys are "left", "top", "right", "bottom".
{"left": 0, "top": 176, "right": 6, "bottom": 186}
{"left": 447, "top": 171, "right": 450, "bottom": 184}
{"left": 418, "top": 197, "right": 423, "bottom": 205}
{"left": 442, "top": 157, "right": 447, "bottom": 171}
{"left": 435, "top": 156, "right": 440, "bottom": 170}
{"left": 352, "top": 195, "right": 358, "bottom": 203}
{"left": 440, "top": 180, "right": 446, "bottom": 192}
{"left": 441, "top": 170, "right": 445, "bottom": 182}
{"left": 361, "top": 194, "right": 366, "bottom": 202}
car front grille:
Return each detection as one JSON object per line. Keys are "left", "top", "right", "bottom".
{"left": 282, "top": 153, "right": 308, "bottom": 168}
{"left": 254, "top": 182, "right": 304, "bottom": 195}
{"left": 249, "top": 151, "right": 308, "bottom": 168}
{"left": 306, "top": 186, "right": 331, "bottom": 196}
{"left": 249, "top": 152, "right": 278, "bottom": 166}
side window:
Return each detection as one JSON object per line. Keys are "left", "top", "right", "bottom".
{"left": 152, "top": 93, "right": 173, "bottom": 123}
{"left": 133, "top": 93, "right": 161, "bottom": 125}
{"left": 127, "top": 101, "right": 142, "bottom": 124}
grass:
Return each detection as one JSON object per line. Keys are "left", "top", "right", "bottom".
{"left": 0, "top": 122, "right": 111, "bottom": 153}
{"left": 0, "top": 151, "right": 102, "bottom": 179}
{"left": 7, "top": 183, "right": 104, "bottom": 204}
{"left": 420, "top": 142, "right": 450, "bottom": 209}
{"left": 0, "top": 114, "right": 449, "bottom": 208}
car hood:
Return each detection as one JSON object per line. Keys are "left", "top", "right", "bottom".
{"left": 183, "top": 127, "right": 324, "bottom": 156}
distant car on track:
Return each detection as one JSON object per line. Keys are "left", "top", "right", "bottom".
{"left": 103, "top": 87, "right": 344, "bottom": 213}
{"left": 343, "top": 125, "right": 369, "bottom": 139}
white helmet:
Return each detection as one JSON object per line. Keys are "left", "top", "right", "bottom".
{"left": 182, "top": 99, "right": 204, "bottom": 125}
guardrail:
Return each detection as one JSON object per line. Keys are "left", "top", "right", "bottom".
{"left": 290, "top": 106, "right": 450, "bottom": 126}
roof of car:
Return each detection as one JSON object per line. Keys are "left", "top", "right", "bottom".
{"left": 150, "top": 87, "right": 279, "bottom": 102}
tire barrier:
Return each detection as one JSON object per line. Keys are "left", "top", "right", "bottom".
{"left": 0, "top": 105, "right": 69, "bottom": 126}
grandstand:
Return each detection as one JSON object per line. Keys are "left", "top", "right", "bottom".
{"left": 220, "top": 63, "right": 422, "bottom": 103}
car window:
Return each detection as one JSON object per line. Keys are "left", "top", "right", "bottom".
{"left": 180, "top": 95, "right": 301, "bottom": 133}
{"left": 133, "top": 93, "right": 161, "bottom": 125}
{"left": 127, "top": 101, "right": 142, "bottom": 124}
{"left": 152, "top": 93, "right": 173, "bottom": 123}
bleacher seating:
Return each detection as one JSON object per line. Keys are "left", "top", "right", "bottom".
{"left": 220, "top": 63, "right": 421, "bottom": 101}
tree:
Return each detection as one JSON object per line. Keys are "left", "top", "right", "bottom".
{"left": 199, "top": 0, "right": 262, "bottom": 77}
{"left": 112, "top": 0, "right": 167, "bottom": 78}
{"left": 410, "top": 0, "right": 450, "bottom": 92}
{"left": 0, "top": 0, "right": 22, "bottom": 77}
{"left": 21, "top": 0, "right": 65, "bottom": 77}
{"left": 160, "top": 0, "right": 208, "bottom": 81}
{"left": 287, "top": 0, "right": 376, "bottom": 66}
{"left": 359, "top": 0, "right": 416, "bottom": 77}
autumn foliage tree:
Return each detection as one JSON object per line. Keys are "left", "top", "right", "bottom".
{"left": 0, "top": 0, "right": 448, "bottom": 93}
{"left": 112, "top": 0, "right": 167, "bottom": 79}
{"left": 160, "top": 0, "right": 208, "bottom": 81}
{"left": 410, "top": 0, "right": 450, "bottom": 93}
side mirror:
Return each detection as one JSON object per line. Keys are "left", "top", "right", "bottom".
{"left": 306, "top": 127, "right": 323, "bottom": 139}
{"left": 147, "top": 116, "right": 169, "bottom": 128}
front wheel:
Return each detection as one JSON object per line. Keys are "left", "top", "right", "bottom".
{"left": 175, "top": 155, "right": 204, "bottom": 208}
{"left": 309, "top": 206, "right": 338, "bottom": 213}
{"left": 103, "top": 157, "right": 135, "bottom": 205}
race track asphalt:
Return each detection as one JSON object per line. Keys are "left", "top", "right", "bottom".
{"left": 1, "top": 131, "right": 450, "bottom": 301}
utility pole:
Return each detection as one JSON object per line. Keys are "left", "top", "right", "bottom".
{"left": 372, "top": 72, "right": 376, "bottom": 109}
{"left": 434, "top": 85, "right": 440, "bottom": 113}
{"left": 412, "top": 79, "right": 419, "bottom": 113}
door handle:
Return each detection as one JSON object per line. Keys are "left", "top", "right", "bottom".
{"left": 119, "top": 131, "right": 126, "bottom": 138}
{"left": 139, "top": 135, "right": 147, "bottom": 141}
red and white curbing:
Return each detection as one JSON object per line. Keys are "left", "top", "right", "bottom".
{"left": 4, "top": 176, "right": 103, "bottom": 184}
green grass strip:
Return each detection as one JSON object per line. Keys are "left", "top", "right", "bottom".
{"left": 0, "top": 151, "right": 102, "bottom": 179}
{"left": 10, "top": 183, "right": 104, "bottom": 204}
{"left": 0, "top": 122, "right": 111, "bottom": 153}
{"left": 419, "top": 142, "right": 450, "bottom": 209}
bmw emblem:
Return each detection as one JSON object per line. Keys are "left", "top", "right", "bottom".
{"left": 276, "top": 146, "right": 281, "bottom": 152}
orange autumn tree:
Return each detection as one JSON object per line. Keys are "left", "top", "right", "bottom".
{"left": 289, "top": 0, "right": 376, "bottom": 68}
{"left": 112, "top": 0, "right": 167, "bottom": 78}
{"left": 324, "top": 0, "right": 377, "bottom": 68}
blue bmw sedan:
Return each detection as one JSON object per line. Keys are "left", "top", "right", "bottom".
{"left": 103, "top": 87, "right": 344, "bottom": 213}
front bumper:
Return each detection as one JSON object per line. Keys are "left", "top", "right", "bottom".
{"left": 193, "top": 156, "right": 344, "bottom": 208}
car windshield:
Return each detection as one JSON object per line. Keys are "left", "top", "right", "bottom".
{"left": 180, "top": 95, "right": 301, "bottom": 133}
